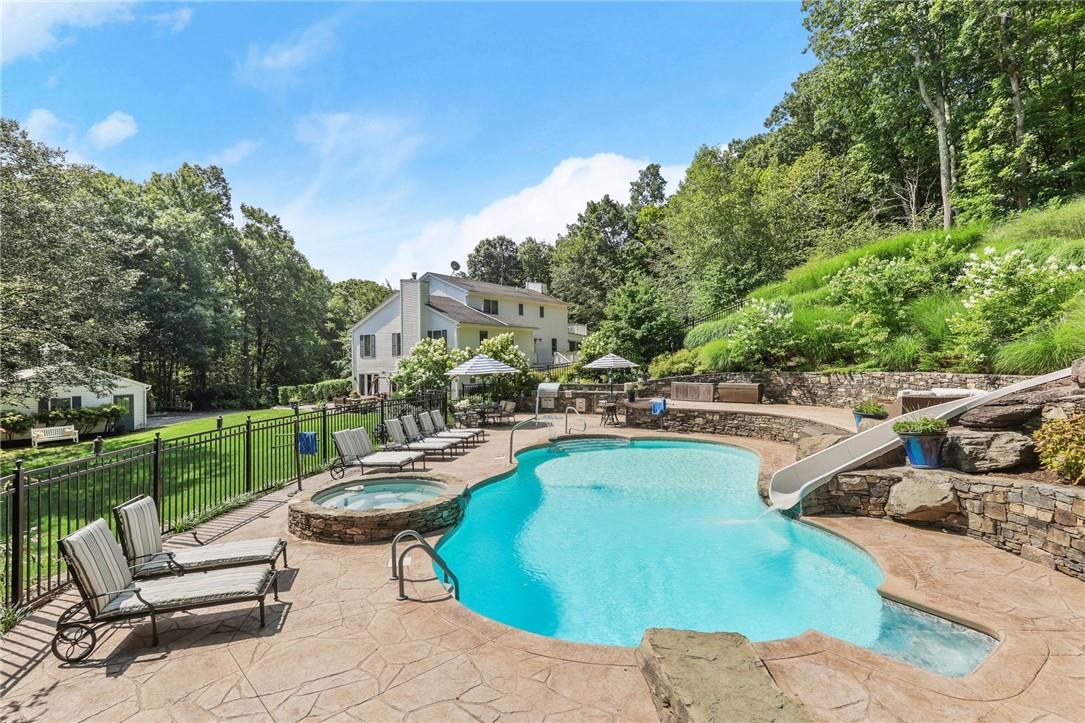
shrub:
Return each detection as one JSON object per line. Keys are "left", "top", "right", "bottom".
{"left": 697, "top": 300, "right": 794, "bottom": 371}
{"left": 906, "top": 292, "right": 964, "bottom": 350}
{"left": 948, "top": 248, "right": 1085, "bottom": 370}
{"left": 1034, "top": 414, "right": 1085, "bottom": 484}
{"left": 994, "top": 292, "right": 1085, "bottom": 374}
{"left": 684, "top": 312, "right": 742, "bottom": 347}
{"left": 0, "top": 411, "right": 33, "bottom": 440}
{"left": 313, "top": 378, "right": 352, "bottom": 401}
{"left": 877, "top": 334, "right": 925, "bottom": 371}
{"left": 893, "top": 418, "right": 948, "bottom": 435}
{"left": 649, "top": 348, "right": 705, "bottom": 378}
{"left": 790, "top": 305, "right": 852, "bottom": 368}
{"left": 853, "top": 400, "right": 888, "bottom": 418}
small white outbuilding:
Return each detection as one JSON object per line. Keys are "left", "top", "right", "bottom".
{"left": 7, "top": 368, "right": 150, "bottom": 435}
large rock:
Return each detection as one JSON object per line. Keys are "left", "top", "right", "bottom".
{"left": 943, "top": 428, "right": 1036, "bottom": 473}
{"left": 957, "top": 403, "right": 1042, "bottom": 430}
{"left": 885, "top": 472, "right": 959, "bottom": 522}
{"left": 637, "top": 628, "right": 814, "bottom": 723}
{"left": 1072, "top": 356, "right": 1085, "bottom": 388}
{"left": 1043, "top": 393, "right": 1085, "bottom": 421}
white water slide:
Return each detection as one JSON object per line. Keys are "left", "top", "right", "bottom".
{"left": 767, "top": 367, "right": 1073, "bottom": 513}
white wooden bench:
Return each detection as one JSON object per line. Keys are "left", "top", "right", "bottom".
{"left": 30, "top": 425, "right": 79, "bottom": 448}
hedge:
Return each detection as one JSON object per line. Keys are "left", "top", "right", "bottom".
{"left": 277, "top": 378, "right": 353, "bottom": 405}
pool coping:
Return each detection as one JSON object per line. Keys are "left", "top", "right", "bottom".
{"left": 406, "top": 429, "right": 1051, "bottom": 700}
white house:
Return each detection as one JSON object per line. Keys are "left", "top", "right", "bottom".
{"left": 7, "top": 369, "right": 150, "bottom": 434}
{"left": 349, "top": 273, "right": 587, "bottom": 395}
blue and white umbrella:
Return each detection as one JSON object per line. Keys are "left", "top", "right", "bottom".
{"left": 583, "top": 353, "right": 639, "bottom": 397}
{"left": 445, "top": 354, "right": 519, "bottom": 377}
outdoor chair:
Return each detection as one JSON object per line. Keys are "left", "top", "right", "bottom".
{"left": 384, "top": 418, "right": 457, "bottom": 459}
{"left": 418, "top": 410, "right": 477, "bottom": 446}
{"left": 52, "top": 519, "right": 277, "bottom": 662}
{"left": 401, "top": 414, "right": 467, "bottom": 453}
{"left": 493, "top": 401, "right": 517, "bottom": 424}
{"left": 430, "top": 409, "right": 484, "bottom": 442}
{"left": 112, "top": 495, "right": 287, "bottom": 578}
{"left": 328, "top": 428, "right": 425, "bottom": 478}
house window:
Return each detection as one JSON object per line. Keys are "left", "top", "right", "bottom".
{"left": 551, "top": 338, "right": 558, "bottom": 354}
{"left": 518, "top": 303, "right": 523, "bottom": 316}
{"left": 569, "top": 340, "right": 581, "bottom": 352}
{"left": 427, "top": 329, "right": 448, "bottom": 342}
{"left": 49, "top": 397, "right": 76, "bottom": 410}
{"left": 391, "top": 332, "right": 402, "bottom": 356}
{"left": 483, "top": 299, "right": 499, "bottom": 314}
{"left": 479, "top": 330, "right": 489, "bottom": 343}
{"left": 539, "top": 305, "right": 545, "bottom": 318}
{"left": 360, "top": 334, "right": 376, "bottom": 358}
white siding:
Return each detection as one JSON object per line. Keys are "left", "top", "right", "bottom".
{"left": 7, "top": 376, "right": 149, "bottom": 437}
{"left": 352, "top": 297, "right": 402, "bottom": 389}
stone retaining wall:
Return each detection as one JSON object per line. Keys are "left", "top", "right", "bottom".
{"left": 643, "top": 371, "right": 1030, "bottom": 407}
{"left": 624, "top": 404, "right": 847, "bottom": 443}
{"left": 803, "top": 467, "right": 1085, "bottom": 580}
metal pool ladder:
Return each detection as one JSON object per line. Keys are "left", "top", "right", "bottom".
{"left": 564, "top": 406, "right": 587, "bottom": 434}
{"left": 390, "top": 530, "right": 459, "bottom": 601}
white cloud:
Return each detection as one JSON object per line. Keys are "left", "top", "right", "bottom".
{"left": 238, "top": 17, "right": 336, "bottom": 85}
{"left": 211, "top": 139, "right": 260, "bottom": 166}
{"left": 24, "top": 108, "right": 69, "bottom": 145}
{"left": 374, "top": 153, "right": 685, "bottom": 283}
{"left": 148, "top": 7, "right": 192, "bottom": 33}
{"left": 87, "top": 111, "right": 138, "bottom": 148}
{"left": 1, "top": 2, "right": 134, "bottom": 64}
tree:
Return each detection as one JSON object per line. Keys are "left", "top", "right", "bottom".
{"left": 600, "top": 277, "right": 683, "bottom": 364}
{"left": 325, "top": 279, "right": 394, "bottom": 376}
{"left": 0, "top": 119, "right": 141, "bottom": 403}
{"left": 391, "top": 337, "right": 467, "bottom": 396}
{"left": 549, "top": 195, "right": 631, "bottom": 327}
{"left": 467, "top": 235, "right": 523, "bottom": 285}
{"left": 517, "top": 238, "right": 552, "bottom": 286}
{"left": 477, "top": 332, "right": 534, "bottom": 400}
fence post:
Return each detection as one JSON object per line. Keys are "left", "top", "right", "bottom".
{"left": 152, "top": 433, "right": 162, "bottom": 526}
{"left": 292, "top": 411, "right": 303, "bottom": 492}
{"left": 244, "top": 416, "right": 253, "bottom": 493}
{"left": 10, "top": 460, "right": 24, "bottom": 608}
{"left": 321, "top": 405, "right": 329, "bottom": 462}
{"left": 379, "top": 398, "right": 386, "bottom": 443}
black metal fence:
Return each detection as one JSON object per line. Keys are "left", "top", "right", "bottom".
{"left": 0, "top": 391, "right": 446, "bottom": 608}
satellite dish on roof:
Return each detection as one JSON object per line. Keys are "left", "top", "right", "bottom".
{"left": 450, "top": 261, "right": 461, "bottom": 272}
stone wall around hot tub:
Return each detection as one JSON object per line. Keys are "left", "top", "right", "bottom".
{"left": 623, "top": 403, "right": 847, "bottom": 443}
{"left": 800, "top": 467, "right": 1085, "bottom": 581}
{"left": 288, "top": 493, "right": 463, "bottom": 544}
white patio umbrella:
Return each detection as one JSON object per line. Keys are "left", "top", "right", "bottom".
{"left": 446, "top": 354, "right": 519, "bottom": 400}
{"left": 583, "top": 353, "right": 639, "bottom": 397}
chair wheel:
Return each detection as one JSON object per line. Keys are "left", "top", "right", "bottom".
{"left": 52, "top": 623, "right": 96, "bottom": 663}
{"left": 326, "top": 461, "right": 345, "bottom": 480}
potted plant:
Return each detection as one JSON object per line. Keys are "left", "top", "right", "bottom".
{"left": 893, "top": 417, "right": 949, "bottom": 469}
{"left": 852, "top": 400, "right": 889, "bottom": 431}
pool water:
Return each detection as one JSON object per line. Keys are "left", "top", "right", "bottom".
{"left": 438, "top": 438, "right": 996, "bottom": 676}
{"left": 314, "top": 479, "right": 445, "bottom": 511}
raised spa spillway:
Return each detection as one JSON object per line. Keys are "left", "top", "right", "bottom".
{"left": 437, "top": 438, "right": 997, "bottom": 677}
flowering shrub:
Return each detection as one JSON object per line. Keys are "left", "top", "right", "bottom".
{"left": 700, "top": 299, "right": 794, "bottom": 371}
{"left": 1034, "top": 414, "right": 1085, "bottom": 485}
{"left": 948, "top": 248, "right": 1085, "bottom": 370}
{"left": 648, "top": 348, "right": 705, "bottom": 378}
{"left": 826, "top": 248, "right": 940, "bottom": 328}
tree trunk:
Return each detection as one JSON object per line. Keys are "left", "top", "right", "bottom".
{"left": 916, "top": 74, "right": 954, "bottom": 228}
{"left": 1000, "top": 9, "right": 1029, "bottom": 210}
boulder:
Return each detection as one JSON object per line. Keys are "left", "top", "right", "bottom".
{"left": 957, "top": 403, "right": 1042, "bottom": 430}
{"left": 1043, "top": 394, "right": 1085, "bottom": 421}
{"left": 885, "top": 472, "right": 959, "bottom": 522}
{"left": 1073, "top": 356, "right": 1085, "bottom": 388}
{"left": 636, "top": 628, "right": 814, "bottom": 723}
{"left": 943, "top": 428, "right": 1036, "bottom": 473}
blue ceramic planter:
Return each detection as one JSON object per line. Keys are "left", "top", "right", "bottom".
{"left": 899, "top": 432, "right": 946, "bottom": 469}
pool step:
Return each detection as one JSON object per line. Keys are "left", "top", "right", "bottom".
{"left": 549, "top": 438, "right": 630, "bottom": 454}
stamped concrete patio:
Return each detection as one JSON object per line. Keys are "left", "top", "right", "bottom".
{"left": 2, "top": 415, "right": 1083, "bottom": 722}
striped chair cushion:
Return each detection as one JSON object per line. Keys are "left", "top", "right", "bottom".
{"left": 101, "top": 565, "right": 273, "bottom": 616}
{"left": 62, "top": 520, "right": 133, "bottom": 615}
{"left": 134, "top": 537, "right": 283, "bottom": 576}
{"left": 116, "top": 496, "right": 163, "bottom": 565}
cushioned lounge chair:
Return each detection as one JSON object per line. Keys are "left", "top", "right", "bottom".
{"left": 418, "top": 411, "right": 476, "bottom": 445}
{"left": 329, "top": 428, "right": 425, "bottom": 478}
{"left": 401, "top": 414, "right": 467, "bottom": 452}
{"left": 53, "top": 519, "right": 277, "bottom": 662}
{"left": 429, "top": 410, "right": 484, "bottom": 441}
{"left": 384, "top": 418, "right": 456, "bottom": 459}
{"left": 113, "top": 495, "right": 287, "bottom": 578}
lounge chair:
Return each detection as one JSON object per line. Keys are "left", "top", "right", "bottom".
{"left": 400, "top": 414, "right": 467, "bottom": 453}
{"left": 52, "top": 519, "right": 277, "bottom": 662}
{"left": 418, "top": 411, "right": 477, "bottom": 446}
{"left": 113, "top": 495, "right": 287, "bottom": 578}
{"left": 384, "top": 418, "right": 456, "bottom": 459}
{"left": 429, "top": 410, "right": 484, "bottom": 442}
{"left": 329, "top": 428, "right": 425, "bottom": 478}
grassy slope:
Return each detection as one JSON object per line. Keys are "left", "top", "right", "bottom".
{"left": 0, "top": 408, "right": 293, "bottom": 475}
{"left": 684, "top": 199, "right": 1085, "bottom": 372}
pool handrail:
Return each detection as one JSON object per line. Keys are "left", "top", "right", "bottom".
{"left": 396, "top": 542, "right": 459, "bottom": 601}
{"left": 509, "top": 415, "right": 553, "bottom": 462}
{"left": 389, "top": 529, "right": 426, "bottom": 580}
{"left": 565, "top": 406, "right": 587, "bottom": 434}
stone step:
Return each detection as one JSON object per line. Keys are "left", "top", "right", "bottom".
{"left": 636, "top": 628, "right": 814, "bottom": 723}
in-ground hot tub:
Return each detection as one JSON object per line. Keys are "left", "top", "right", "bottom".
{"left": 289, "top": 476, "right": 463, "bottom": 543}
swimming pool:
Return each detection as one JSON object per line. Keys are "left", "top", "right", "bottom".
{"left": 438, "top": 437, "right": 996, "bottom": 677}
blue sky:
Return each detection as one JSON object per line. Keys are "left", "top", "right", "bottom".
{"left": 3, "top": 1, "right": 815, "bottom": 283}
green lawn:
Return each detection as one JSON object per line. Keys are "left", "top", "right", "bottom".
{"left": 1, "top": 408, "right": 294, "bottom": 475}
